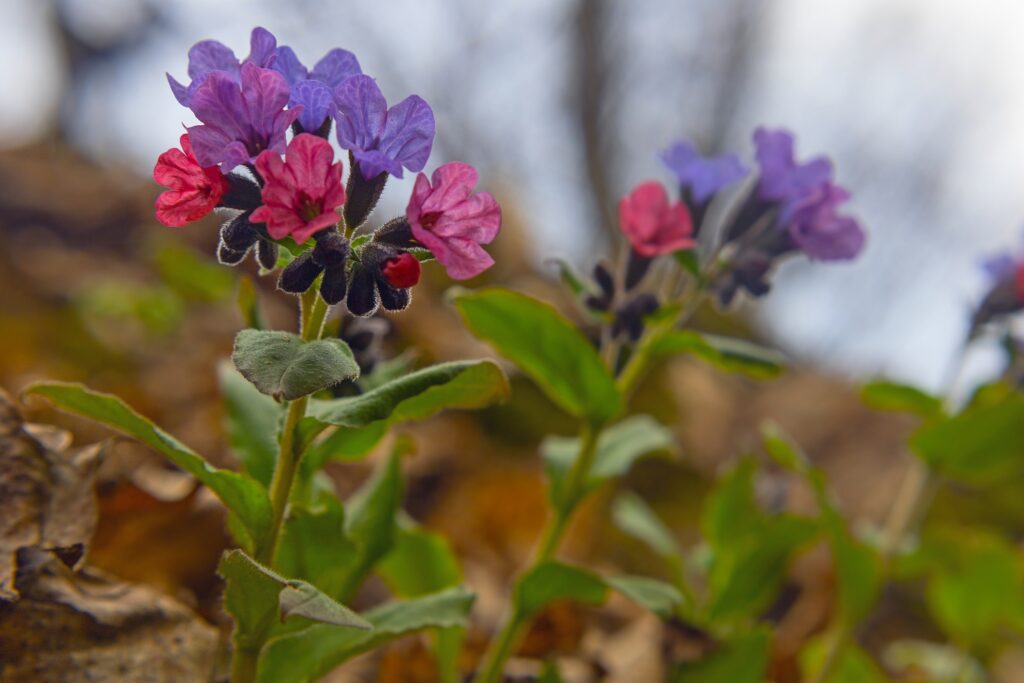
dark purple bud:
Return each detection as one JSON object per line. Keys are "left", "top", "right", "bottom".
{"left": 312, "top": 230, "right": 350, "bottom": 268}
{"left": 220, "top": 173, "right": 264, "bottom": 210}
{"left": 346, "top": 264, "right": 379, "bottom": 317}
{"left": 594, "top": 262, "right": 615, "bottom": 298}
{"left": 220, "top": 213, "right": 260, "bottom": 251}
{"left": 612, "top": 293, "right": 660, "bottom": 341}
{"left": 256, "top": 239, "right": 278, "bottom": 270}
{"left": 378, "top": 280, "right": 411, "bottom": 311}
{"left": 624, "top": 249, "right": 653, "bottom": 291}
{"left": 344, "top": 154, "right": 388, "bottom": 229}
{"left": 373, "top": 218, "right": 416, "bottom": 248}
{"left": 713, "top": 250, "right": 774, "bottom": 307}
{"left": 278, "top": 251, "right": 323, "bottom": 294}
{"left": 217, "top": 242, "right": 248, "bottom": 266}
{"left": 319, "top": 265, "right": 348, "bottom": 305}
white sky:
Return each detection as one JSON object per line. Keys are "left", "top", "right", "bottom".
{"left": 2, "top": 0, "right": 1023, "bottom": 392}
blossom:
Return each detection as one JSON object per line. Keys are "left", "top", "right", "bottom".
{"left": 153, "top": 133, "right": 228, "bottom": 227}
{"left": 618, "top": 181, "right": 694, "bottom": 257}
{"left": 278, "top": 231, "right": 350, "bottom": 304}
{"left": 187, "top": 63, "right": 300, "bottom": 171}
{"left": 167, "top": 27, "right": 277, "bottom": 107}
{"left": 406, "top": 162, "right": 501, "bottom": 280}
{"left": 753, "top": 128, "right": 833, "bottom": 203}
{"left": 250, "top": 133, "right": 346, "bottom": 244}
{"left": 274, "top": 46, "right": 362, "bottom": 133}
{"left": 784, "top": 183, "right": 865, "bottom": 261}
{"left": 333, "top": 75, "right": 435, "bottom": 179}
{"left": 659, "top": 141, "right": 748, "bottom": 204}
{"left": 346, "top": 244, "right": 419, "bottom": 317}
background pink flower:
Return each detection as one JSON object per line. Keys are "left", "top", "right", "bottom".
{"left": 153, "top": 133, "right": 228, "bottom": 227}
{"left": 618, "top": 181, "right": 693, "bottom": 257}
{"left": 250, "top": 133, "right": 346, "bottom": 243}
{"left": 406, "top": 162, "right": 501, "bottom": 280}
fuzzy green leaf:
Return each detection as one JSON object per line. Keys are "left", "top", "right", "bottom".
{"left": 452, "top": 288, "right": 621, "bottom": 423}
{"left": 516, "top": 562, "right": 609, "bottom": 616}
{"left": 649, "top": 330, "right": 784, "bottom": 379}
{"left": 232, "top": 329, "right": 359, "bottom": 401}
{"left": 219, "top": 362, "right": 282, "bottom": 487}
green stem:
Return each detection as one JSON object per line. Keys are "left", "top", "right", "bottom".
{"left": 230, "top": 647, "right": 259, "bottom": 683}
{"left": 472, "top": 425, "right": 599, "bottom": 683}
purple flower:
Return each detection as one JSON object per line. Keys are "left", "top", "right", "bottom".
{"left": 753, "top": 127, "right": 832, "bottom": 203}
{"left": 784, "top": 182, "right": 865, "bottom": 260}
{"left": 167, "top": 27, "right": 277, "bottom": 107}
{"left": 186, "top": 63, "right": 300, "bottom": 171}
{"left": 273, "top": 46, "right": 362, "bottom": 133}
{"left": 659, "top": 141, "right": 748, "bottom": 204}
{"left": 333, "top": 75, "right": 435, "bottom": 179}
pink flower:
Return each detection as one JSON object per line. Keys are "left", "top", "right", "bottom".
{"left": 618, "top": 181, "right": 694, "bottom": 257}
{"left": 153, "top": 133, "right": 228, "bottom": 227}
{"left": 406, "top": 162, "right": 501, "bottom": 280}
{"left": 250, "top": 133, "right": 346, "bottom": 244}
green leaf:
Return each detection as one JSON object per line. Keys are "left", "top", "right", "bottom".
{"left": 669, "top": 628, "right": 771, "bottom": 683}
{"left": 861, "top": 380, "right": 943, "bottom": 418}
{"left": 539, "top": 660, "right": 564, "bottom": 683}
{"left": 827, "top": 514, "right": 881, "bottom": 629}
{"left": 910, "top": 393, "right": 1024, "bottom": 484}
{"left": 305, "top": 360, "right": 508, "bottom": 432}
{"left": 701, "top": 458, "right": 761, "bottom": 548}
{"left": 219, "top": 549, "right": 370, "bottom": 661}
{"left": 378, "top": 519, "right": 461, "bottom": 598}
{"left": 299, "top": 422, "right": 389, "bottom": 480}
{"left": 232, "top": 329, "right": 360, "bottom": 401}
{"left": 707, "top": 515, "right": 818, "bottom": 622}
{"left": 612, "top": 492, "right": 681, "bottom": 560}
{"left": 649, "top": 330, "right": 784, "bottom": 379}
{"left": 219, "top": 362, "right": 282, "bottom": 487}
{"left": 605, "top": 575, "right": 684, "bottom": 617}
{"left": 543, "top": 415, "right": 674, "bottom": 504}
{"left": 515, "top": 562, "right": 609, "bottom": 616}
{"left": 275, "top": 497, "right": 356, "bottom": 597}
{"left": 801, "top": 636, "right": 888, "bottom": 683}
{"left": 336, "top": 441, "right": 407, "bottom": 601}
{"left": 452, "top": 288, "right": 621, "bottom": 423}
{"left": 23, "top": 382, "right": 272, "bottom": 550}
{"left": 258, "top": 587, "right": 475, "bottom": 683}
{"left": 673, "top": 249, "right": 701, "bottom": 279}
{"left": 760, "top": 420, "right": 811, "bottom": 473}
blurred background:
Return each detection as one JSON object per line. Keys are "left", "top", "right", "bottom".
{"left": 2, "top": 2, "right": 1023, "bottom": 681}
{"left": 3, "top": 0, "right": 1024, "bottom": 389}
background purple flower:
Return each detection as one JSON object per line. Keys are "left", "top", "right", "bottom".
{"left": 273, "top": 46, "right": 362, "bottom": 132}
{"left": 186, "top": 63, "right": 299, "bottom": 171}
{"left": 659, "top": 141, "right": 748, "bottom": 204}
{"left": 333, "top": 75, "right": 435, "bottom": 179}
{"left": 785, "top": 183, "right": 866, "bottom": 260}
{"left": 167, "top": 27, "right": 277, "bottom": 107}
{"left": 754, "top": 127, "right": 832, "bottom": 203}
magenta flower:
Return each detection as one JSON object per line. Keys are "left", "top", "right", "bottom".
{"left": 753, "top": 128, "right": 832, "bottom": 203}
{"left": 186, "top": 63, "right": 299, "bottom": 171}
{"left": 406, "top": 162, "right": 501, "bottom": 280}
{"left": 153, "top": 134, "right": 228, "bottom": 227}
{"left": 618, "top": 181, "right": 694, "bottom": 257}
{"left": 250, "top": 133, "right": 346, "bottom": 244}
{"left": 167, "top": 27, "right": 277, "bottom": 107}
{"left": 273, "top": 46, "right": 362, "bottom": 133}
{"left": 660, "top": 141, "right": 748, "bottom": 204}
{"left": 785, "top": 182, "right": 865, "bottom": 261}
{"left": 333, "top": 75, "right": 435, "bottom": 179}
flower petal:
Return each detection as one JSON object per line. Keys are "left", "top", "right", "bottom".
{"left": 380, "top": 95, "right": 435, "bottom": 174}
{"left": 333, "top": 75, "right": 388, "bottom": 152}
{"left": 310, "top": 48, "right": 361, "bottom": 88}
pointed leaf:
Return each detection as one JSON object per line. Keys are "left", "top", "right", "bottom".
{"left": 543, "top": 415, "right": 674, "bottom": 504}
{"left": 612, "top": 491, "right": 682, "bottom": 560}
{"left": 305, "top": 360, "right": 508, "bottom": 433}
{"left": 232, "top": 329, "right": 359, "bottom": 401}
{"left": 670, "top": 628, "right": 771, "bottom": 683}
{"left": 861, "top": 380, "right": 942, "bottom": 418}
{"left": 606, "top": 575, "right": 684, "bottom": 617}
{"left": 516, "top": 562, "right": 609, "bottom": 616}
{"left": 275, "top": 496, "right": 356, "bottom": 596}
{"left": 258, "top": 587, "right": 475, "bottom": 683}
{"left": 378, "top": 519, "right": 461, "bottom": 598}
{"left": 23, "top": 382, "right": 271, "bottom": 549}
{"left": 649, "top": 330, "right": 784, "bottom": 379}
{"left": 452, "top": 288, "right": 621, "bottom": 423}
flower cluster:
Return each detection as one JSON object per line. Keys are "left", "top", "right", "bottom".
{"left": 973, "top": 241, "right": 1024, "bottom": 334}
{"left": 153, "top": 27, "right": 502, "bottom": 316}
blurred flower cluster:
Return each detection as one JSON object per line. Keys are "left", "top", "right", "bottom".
{"left": 153, "top": 27, "right": 501, "bottom": 317}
